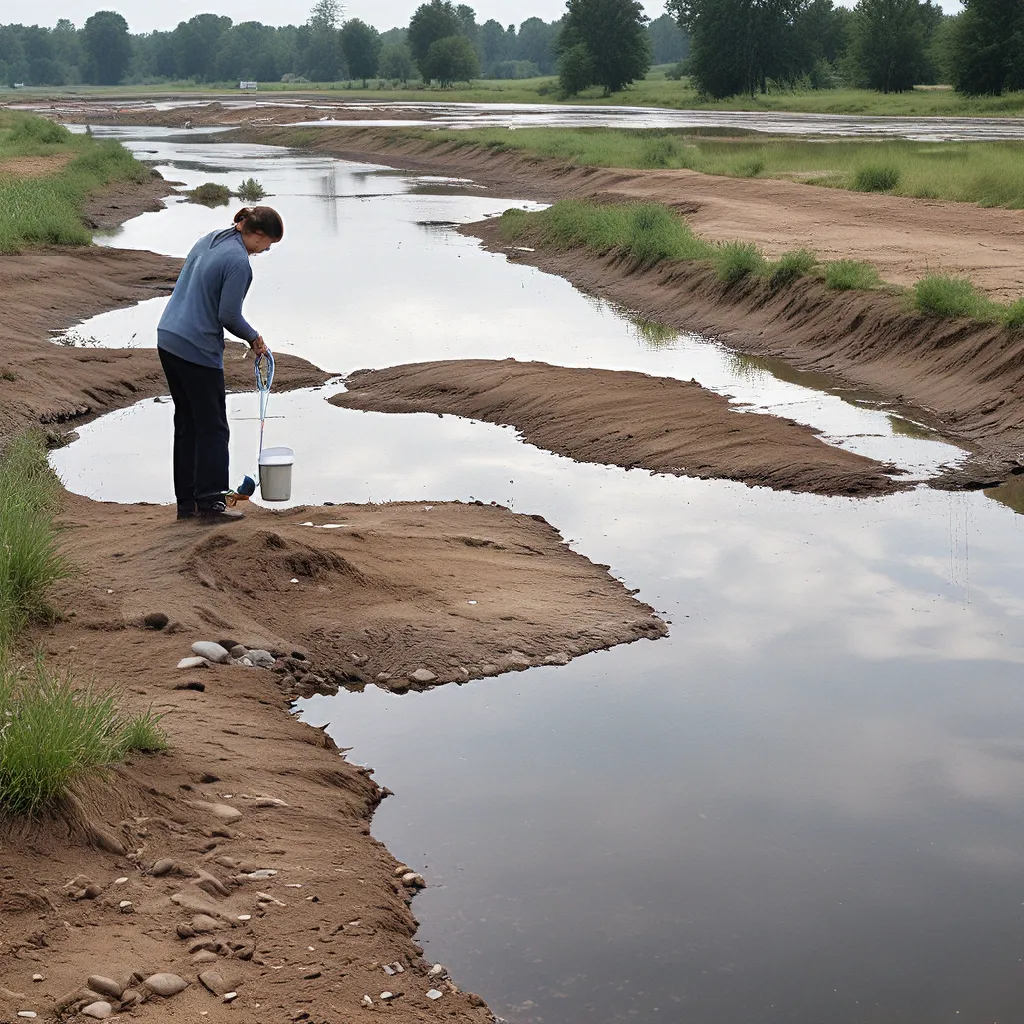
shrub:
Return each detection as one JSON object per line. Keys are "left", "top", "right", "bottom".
{"left": 825, "top": 259, "right": 881, "bottom": 290}
{"left": 499, "top": 207, "right": 531, "bottom": 241}
{"left": 235, "top": 177, "right": 268, "bottom": 201}
{"left": 0, "top": 433, "right": 69, "bottom": 647}
{"left": 913, "top": 275, "right": 999, "bottom": 320}
{"left": 1004, "top": 298, "right": 1024, "bottom": 330}
{"left": 712, "top": 241, "right": 766, "bottom": 282}
{"left": 852, "top": 164, "right": 901, "bottom": 192}
{"left": 639, "top": 135, "right": 679, "bottom": 169}
{"left": 186, "top": 182, "right": 231, "bottom": 207}
{"left": 0, "top": 658, "right": 169, "bottom": 816}
{"left": 767, "top": 248, "right": 818, "bottom": 288}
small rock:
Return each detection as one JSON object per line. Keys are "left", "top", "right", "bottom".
{"left": 176, "top": 923, "right": 197, "bottom": 939}
{"left": 401, "top": 872, "right": 426, "bottom": 889}
{"left": 31, "top": 974, "right": 43, "bottom": 983}
{"left": 427, "top": 989, "right": 443, "bottom": 1000}
{"left": 229, "top": 645, "right": 248, "bottom": 659}
{"left": 375, "top": 672, "right": 392, "bottom": 683}
{"left": 427, "top": 964, "right": 446, "bottom": 978}
{"left": 382, "top": 962, "right": 404, "bottom": 976}
{"left": 143, "top": 973, "right": 189, "bottom": 998}
{"left": 223, "top": 992, "right": 238, "bottom": 1002}
{"left": 481, "top": 663, "right": 499, "bottom": 676}
{"left": 237, "top": 914, "right": 251, "bottom": 922}
{"left": 119, "top": 900, "right": 134, "bottom": 913}
{"left": 17, "top": 1013, "right": 37, "bottom": 1019}
{"left": 408, "top": 668, "right": 437, "bottom": 684}
{"left": 543, "top": 652, "right": 570, "bottom": 666}
{"left": 81, "top": 1001, "right": 113, "bottom": 1019}
{"left": 191, "top": 641, "right": 231, "bottom": 665}
{"left": 86, "top": 977, "right": 122, "bottom": 1000}
{"left": 186, "top": 800, "right": 242, "bottom": 823}
{"left": 151, "top": 858, "right": 175, "bottom": 877}
{"left": 247, "top": 649, "right": 275, "bottom": 668}
{"left": 189, "top": 939, "right": 219, "bottom": 954}
{"left": 393, "top": 865, "right": 410, "bottom": 878}
{"left": 240, "top": 657, "right": 254, "bottom": 667}
{"left": 191, "top": 914, "right": 222, "bottom": 933}
{"left": 303, "top": 970, "right": 322, "bottom": 980}
{"left": 120, "top": 989, "right": 141, "bottom": 1008}
{"left": 177, "top": 657, "right": 209, "bottom": 670}
{"left": 199, "top": 971, "right": 229, "bottom": 996}
{"left": 241, "top": 869, "right": 277, "bottom": 880}
{"left": 143, "top": 613, "right": 169, "bottom": 631}
{"left": 114, "top": 876, "right": 128, "bottom": 885}
{"left": 192, "top": 951, "right": 220, "bottom": 964}
{"left": 361, "top": 995, "right": 373, "bottom": 1007}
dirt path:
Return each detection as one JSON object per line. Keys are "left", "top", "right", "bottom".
{"left": 249, "top": 126, "right": 1024, "bottom": 303}
{"left": 333, "top": 359, "right": 903, "bottom": 497}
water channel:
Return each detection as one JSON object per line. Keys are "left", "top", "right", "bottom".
{"left": 52, "top": 128, "right": 1024, "bottom": 1024}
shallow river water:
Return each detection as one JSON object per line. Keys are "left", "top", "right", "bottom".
{"left": 53, "top": 129, "right": 1024, "bottom": 1024}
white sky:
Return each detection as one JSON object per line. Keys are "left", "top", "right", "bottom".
{"left": 16, "top": 0, "right": 965, "bottom": 34}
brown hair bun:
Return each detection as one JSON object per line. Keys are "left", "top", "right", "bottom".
{"left": 233, "top": 206, "right": 284, "bottom": 241}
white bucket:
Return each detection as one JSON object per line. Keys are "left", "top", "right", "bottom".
{"left": 258, "top": 446, "right": 294, "bottom": 502}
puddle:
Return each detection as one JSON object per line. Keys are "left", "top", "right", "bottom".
{"left": 49, "top": 129, "right": 1024, "bottom": 1024}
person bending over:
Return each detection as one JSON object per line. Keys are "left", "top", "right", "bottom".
{"left": 157, "top": 205, "right": 283, "bottom": 523}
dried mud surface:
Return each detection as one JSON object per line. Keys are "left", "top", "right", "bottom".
{"left": 334, "top": 359, "right": 902, "bottom": 497}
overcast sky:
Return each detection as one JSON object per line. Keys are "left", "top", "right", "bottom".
{"left": 25, "top": 0, "right": 965, "bottom": 33}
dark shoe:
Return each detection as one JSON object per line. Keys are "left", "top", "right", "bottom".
{"left": 197, "top": 500, "right": 244, "bottom": 522}
{"left": 177, "top": 503, "right": 197, "bottom": 521}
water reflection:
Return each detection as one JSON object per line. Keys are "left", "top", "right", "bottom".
{"left": 49, "top": 128, "right": 1024, "bottom": 1024}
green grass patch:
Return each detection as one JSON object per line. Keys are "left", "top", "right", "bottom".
{"left": 825, "top": 260, "right": 882, "bottom": 290}
{"left": 420, "top": 127, "right": 1024, "bottom": 209}
{"left": 0, "top": 111, "right": 150, "bottom": 252}
{"left": 0, "top": 433, "right": 70, "bottom": 648}
{"left": 0, "top": 657, "right": 169, "bottom": 816}
{"left": 852, "top": 164, "right": 901, "bottom": 192}
{"left": 913, "top": 275, "right": 1001, "bottom": 320}
{"left": 1004, "top": 298, "right": 1024, "bottom": 330}
{"left": 186, "top": 182, "right": 232, "bottom": 206}
{"left": 712, "top": 241, "right": 766, "bottom": 282}
{"left": 766, "top": 248, "right": 818, "bottom": 288}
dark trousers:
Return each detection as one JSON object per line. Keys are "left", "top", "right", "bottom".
{"left": 158, "top": 347, "right": 229, "bottom": 512}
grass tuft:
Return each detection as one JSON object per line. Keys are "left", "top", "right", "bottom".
{"left": 852, "top": 164, "right": 902, "bottom": 192}
{"left": 186, "top": 182, "right": 231, "bottom": 206}
{"left": 0, "top": 659, "right": 169, "bottom": 816}
{"left": 0, "top": 433, "right": 69, "bottom": 647}
{"left": 825, "top": 259, "right": 882, "bottom": 290}
{"left": 712, "top": 240, "right": 766, "bottom": 282}
{"left": 766, "top": 248, "right": 818, "bottom": 288}
{"left": 1003, "top": 298, "right": 1024, "bottom": 330}
{"left": 913, "top": 275, "right": 1000, "bottom": 320}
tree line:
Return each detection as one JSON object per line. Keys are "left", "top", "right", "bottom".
{"left": 0, "top": 0, "right": 685, "bottom": 90}
{"left": 669, "top": 0, "right": 1022, "bottom": 97}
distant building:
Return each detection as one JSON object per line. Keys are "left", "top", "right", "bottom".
{"left": 239, "top": 81, "right": 258, "bottom": 91}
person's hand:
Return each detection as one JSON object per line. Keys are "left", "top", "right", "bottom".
{"left": 250, "top": 334, "right": 269, "bottom": 358}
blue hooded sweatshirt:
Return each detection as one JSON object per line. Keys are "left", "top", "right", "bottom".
{"left": 157, "top": 227, "right": 259, "bottom": 369}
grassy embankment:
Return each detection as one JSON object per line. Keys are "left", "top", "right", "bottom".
{"left": 0, "top": 434, "right": 168, "bottom": 817}
{"left": 3, "top": 69, "right": 1024, "bottom": 116}
{"left": 0, "top": 115, "right": 169, "bottom": 813}
{"left": 0, "top": 110, "right": 150, "bottom": 252}
{"left": 500, "top": 200, "right": 1024, "bottom": 328}
{"left": 421, "top": 127, "right": 1024, "bottom": 209}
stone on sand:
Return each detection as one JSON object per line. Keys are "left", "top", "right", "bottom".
{"left": 191, "top": 641, "right": 232, "bottom": 664}
{"left": 143, "top": 973, "right": 189, "bottom": 997}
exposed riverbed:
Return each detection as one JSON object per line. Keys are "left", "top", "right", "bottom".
{"left": 51, "top": 127, "right": 1024, "bottom": 1024}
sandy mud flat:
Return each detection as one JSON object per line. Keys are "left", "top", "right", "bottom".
{"left": 334, "top": 359, "right": 903, "bottom": 496}
{"left": 0, "top": 176, "right": 661, "bottom": 1023}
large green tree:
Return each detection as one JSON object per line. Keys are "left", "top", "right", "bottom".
{"left": 305, "top": 0, "right": 344, "bottom": 80}
{"left": 558, "top": 0, "right": 651, "bottom": 94}
{"left": 846, "top": 0, "right": 927, "bottom": 92}
{"left": 379, "top": 41, "right": 414, "bottom": 81}
{"left": 647, "top": 13, "right": 689, "bottom": 64}
{"left": 948, "top": 0, "right": 1024, "bottom": 96}
{"left": 408, "top": 0, "right": 465, "bottom": 77}
{"left": 340, "top": 18, "right": 381, "bottom": 83}
{"left": 82, "top": 10, "right": 131, "bottom": 85}
{"left": 421, "top": 34, "right": 480, "bottom": 84}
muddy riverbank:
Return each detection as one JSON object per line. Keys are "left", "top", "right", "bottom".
{"left": 334, "top": 359, "right": 904, "bottom": 497}
{"left": 0, "top": 176, "right": 662, "bottom": 1022}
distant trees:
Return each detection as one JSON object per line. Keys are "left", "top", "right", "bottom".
{"left": 647, "top": 13, "right": 689, "bottom": 64}
{"left": 305, "top": 0, "right": 344, "bottom": 81}
{"left": 340, "top": 18, "right": 381, "bottom": 84}
{"left": 82, "top": 10, "right": 131, "bottom": 84}
{"left": 408, "top": 0, "right": 464, "bottom": 78}
{"left": 557, "top": 0, "right": 651, "bottom": 96}
{"left": 423, "top": 34, "right": 480, "bottom": 84}
{"left": 845, "top": 0, "right": 926, "bottom": 92}
{"left": 948, "top": 0, "right": 1024, "bottom": 95}
{"left": 378, "top": 41, "right": 414, "bottom": 82}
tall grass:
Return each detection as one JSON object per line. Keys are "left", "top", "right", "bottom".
{"left": 913, "top": 275, "right": 1001, "bottom": 320}
{"left": 825, "top": 260, "right": 882, "bottom": 290}
{"left": 0, "top": 433, "right": 169, "bottom": 816}
{"left": 0, "top": 111, "right": 150, "bottom": 252}
{"left": 0, "top": 433, "right": 69, "bottom": 647}
{"left": 0, "top": 658, "right": 168, "bottom": 816}
{"left": 424, "top": 127, "right": 1024, "bottom": 209}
